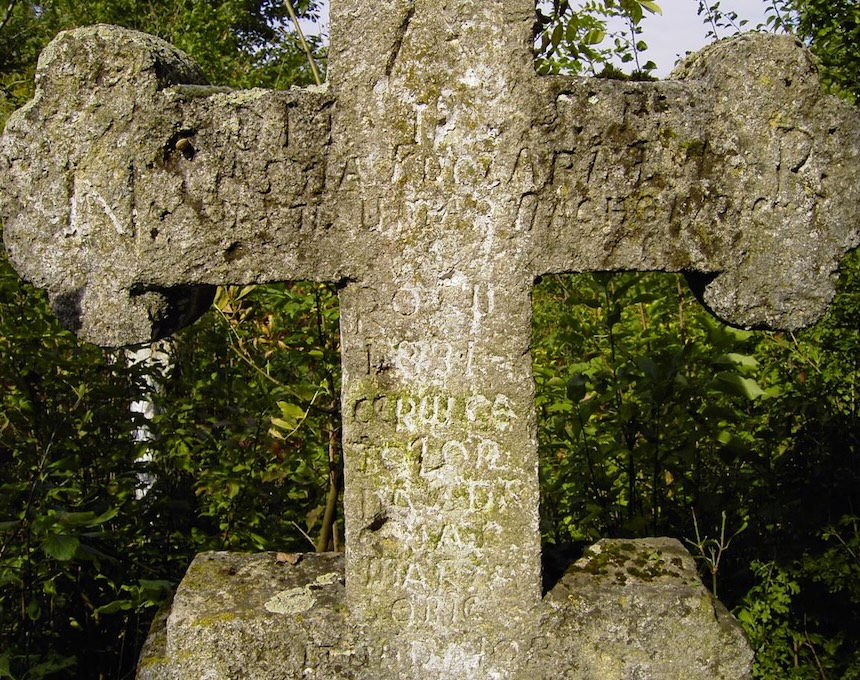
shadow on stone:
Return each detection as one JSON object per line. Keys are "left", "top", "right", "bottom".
{"left": 51, "top": 288, "right": 84, "bottom": 333}
{"left": 541, "top": 541, "right": 587, "bottom": 595}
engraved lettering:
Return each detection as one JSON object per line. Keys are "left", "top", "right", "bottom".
{"left": 380, "top": 445, "right": 403, "bottom": 469}
{"left": 362, "top": 196, "right": 381, "bottom": 229}
{"left": 403, "top": 562, "right": 426, "bottom": 590}
{"left": 416, "top": 436, "right": 444, "bottom": 473}
{"left": 492, "top": 639, "right": 520, "bottom": 664}
{"left": 467, "top": 482, "right": 494, "bottom": 512}
{"left": 392, "top": 488, "right": 415, "bottom": 510}
{"left": 401, "top": 595, "right": 477, "bottom": 626}
{"left": 359, "top": 486, "right": 384, "bottom": 518}
{"left": 515, "top": 192, "right": 538, "bottom": 232}
{"left": 354, "top": 397, "right": 373, "bottom": 423}
{"left": 393, "top": 340, "right": 454, "bottom": 379}
{"left": 392, "top": 286, "right": 421, "bottom": 315}
{"left": 466, "top": 394, "right": 490, "bottom": 424}
{"left": 391, "top": 598, "right": 411, "bottom": 623}
{"left": 439, "top": 523, "right": 464, "bottom": 549}
{"left": 466, "top": 393, "right": 516, "bottom": 431}
{"left": 476, "top": 438, "right": 502, "bottom": 469}
{"left": 471, "top": 283, "right": 495, "bottom": 334}
{"left": 396, "top": 397, "right": 417, "bottom": 432}
{"left": 396, "top": 394, "right": 455, "bottom": 433}
{"left": 511, "top": 147, "right": 535, "bottom": 187}
{"left": 491, "top": 394, "right": 517, "bottom": 431}
{"left": 441, "top": 439, "right": 468, "bottom": 467}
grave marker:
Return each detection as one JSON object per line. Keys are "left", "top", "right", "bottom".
{"left": 2, "top": 1, "right": 859, "bottom": 677}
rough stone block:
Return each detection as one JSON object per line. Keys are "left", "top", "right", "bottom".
{"left": 137, "top": 540, "right": 751, "bottom": 679}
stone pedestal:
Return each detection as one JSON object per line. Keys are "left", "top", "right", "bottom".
{"left": 137, "top": 539, "right": 752, "bottom": 679}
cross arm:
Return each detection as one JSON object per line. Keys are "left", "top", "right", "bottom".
{"left": 0, "top": 25, "right": 339, "bottom": 347}
{"left": 526, "top": 34, "right": 860, "bottom": 330}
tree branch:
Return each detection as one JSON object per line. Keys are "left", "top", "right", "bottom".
{"left": 0, "top": 0, "right": 18, "bottom": 36}
{"left": 282, "top": 0, "right": 323, "bottom": 86}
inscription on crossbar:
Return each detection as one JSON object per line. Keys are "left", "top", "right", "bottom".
{"left": 2, "top": 0, "right": 859, "bottom": 677}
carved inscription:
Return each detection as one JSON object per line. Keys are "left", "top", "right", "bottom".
{"left": 348, "top": 379, "right": 530, "bottom": 624}
{"left": 359, "top": 477, "right": 523, "bottom": 515}
{"left": 68, "top": 176, "right": 130, "bottom": 238}
{"left": 391, "top": 594, "right": 477, "bottom": 626}
{"left": 393, "top": 340, "right": 455, "bottom": 380}
{"left": 352, "top": 391, "right": 516, "bottom": 433}
{"left": 310, "top": 631, "right": 550, "bottom": 671}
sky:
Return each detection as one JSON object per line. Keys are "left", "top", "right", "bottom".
{"left": 301, "top": 1, "right": 772, "bottom": 78}
{"left": 619, "top": 0, "right": 771, "bottom": 76}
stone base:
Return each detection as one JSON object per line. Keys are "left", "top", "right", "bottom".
{"left": 137, "top": 538, "right": 752, "bottom": 679}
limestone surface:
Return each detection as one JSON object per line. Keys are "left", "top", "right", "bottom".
{"left": 3, "top": 1, "right": 860, "bottom": 677}
{"left": 0, "top": 25, "right": 334, "bottom": 345}
{"left": 137, "top": 540, "right": 752, "bottom": 679}
{"left": 2, "top": 23, "right": 859, "bottom": 345}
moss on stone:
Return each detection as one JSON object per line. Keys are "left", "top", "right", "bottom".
{"left": 192, "top": 611, "right": 237, "bottom": 627}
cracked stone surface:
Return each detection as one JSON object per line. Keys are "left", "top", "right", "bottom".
{"left": 2, "top": 0, "right": 859, "bottom": 678}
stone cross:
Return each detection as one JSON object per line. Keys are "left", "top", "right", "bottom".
{"left": 2, "top": 1, "right": 859, "bottom": 677}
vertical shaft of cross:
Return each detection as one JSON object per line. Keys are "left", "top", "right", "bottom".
{"left": 340, "top": 275, "right": 541, "bottom": 661}
{"left": 329, "top": 0, "right": 544, "bottom": 669}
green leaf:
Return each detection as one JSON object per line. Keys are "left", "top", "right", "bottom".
{"left": 714, "top": 372, "right": 765, "bottom": 400}
{"left": 90, "top": 506, "right": 119, "bottom": 525}
{"left": 565, "top": 17, "right": 580, "bottom": 43}
{"left": 42, "top": 534, "right": 79, "bottom": 561}
{"left": 270, "top": 418, "right": 294, "bottom": 431}
{"left": 736, "top": 608, "right": 754, "bottom": 624}
{"left": 551, "top": 23, "right": 564, "bottom": 49}
{"left": 584, "top": 27, "right": 606, "bottom": 45}
{"left": 276, "top": 401, "right": 306, "bottom": 421}
{"left": 637, "top": 0, "right": 663, "bottom": 15}
{"left": 54, "top": 511, "right": 97, "bottom": 527}
{"left": 636, "top": 356, "right": 660, "bottom": 381}
{"left": 762, "top": 385, "right": 782, "bottom": 399}
{"left": 139, "top": 578, "right": 173, "bottom": 593}
{"left": 0, "top": 651, "right": 12, "bottom": 679}
{"left": 26, "top": 598, "right": 41, "bottom": 621}
{"left": 567, "top": 375, "right": 589, "bottom": 402}
{"left": 714, "top": 352, "right": 759, "bottom": 369}
{"left": 94, "top": 599, "right": 134, "bottom": 615}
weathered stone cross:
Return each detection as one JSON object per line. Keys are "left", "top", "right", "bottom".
{"left": 2, "top": 1, "right": 859, "bottom": 677}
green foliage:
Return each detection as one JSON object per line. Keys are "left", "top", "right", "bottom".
{"left": 152, "top": 282, "right": 342, "bottom": 553}
{"left": 534, "top": 0, "right": 660, "bottom": 77}
{"left": 727, "top": 251, "right": 860, "bottom": 678}
{"left": 695, "top": 0, "right": 753, "bottom": 41}
{"left": 0, "top": 250, "right": 342, "bottom": 678}
{"left": 737, "top": 561, "right": 809, "bottom": 678}
{"left": 533, "top": 254, "right": 860, "bottom": 678}
{"left": 0, "top": 249, "right": 173, "bottom": 677}
{"left": 533, "top": 272, "right": 767, "bottom": 543}
{"left": 738, "top": 542, "right": 860, "bottom": 680}
{"left": 532, "top": 6, "right": 860, "bottom": 673}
